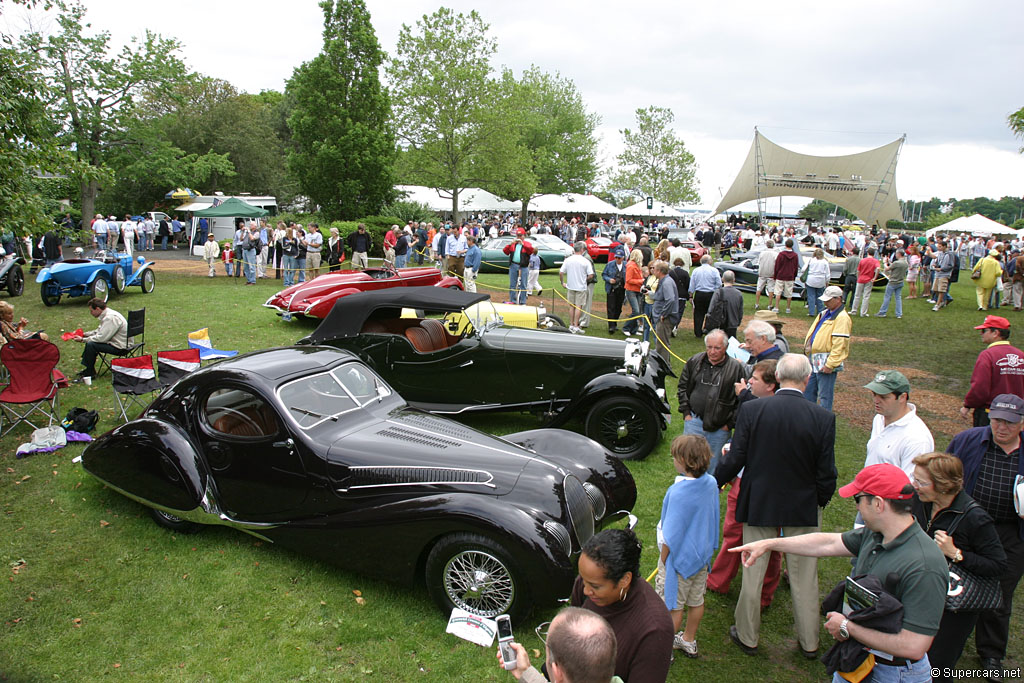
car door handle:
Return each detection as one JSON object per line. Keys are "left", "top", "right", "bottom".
{"left": 458, "top": 360, "right": 473, "bottom": 368}
{"left": 273, "top": 438, "right": 295, "bottom": 450}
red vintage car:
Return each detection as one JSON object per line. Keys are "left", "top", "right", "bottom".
{"left": 585, "top": 236, "right": 621, "bottom": 261}
{"left": 264, "top": 263, "right": 464, "bottom": 319}
{"left": 679, "top": 240, "right": 707, "bottom": 262}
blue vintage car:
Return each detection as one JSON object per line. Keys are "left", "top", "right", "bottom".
{"left": 36, "top": 251, "right": 156, "bottom": 306}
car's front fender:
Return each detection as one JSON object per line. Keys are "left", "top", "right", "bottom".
{"left": 124, "top": 262, "right": 153, "bottom": 287}
{"left": 434, "top": 276, "right": 464, "bottom": 289}
{"left": 81, "top": 418, "right": 207, "bottom": 514}
{"left": 34, "top": 268, "right": 52, "bottom": 284}
{"left": 547, "top": 372, "right": 670, "bottom": 427}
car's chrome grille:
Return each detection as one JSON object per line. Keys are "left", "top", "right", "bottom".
{"left": 397, "top": 413, "right": 477, "bottom": 440}
{"left": 582, "top": 482, "right": 606, "bottom": 520}
{"left": 377, "top": 425, "right": 462, "bottom": 449}
{"left": 563, "top": 475, "right": 594, "bottom": 547}
{"left": 345, "top": 466, "right": 492, "bottom": 489}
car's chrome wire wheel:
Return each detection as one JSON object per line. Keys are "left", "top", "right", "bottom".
{"left": 442, "top": 549, "right": 515, "bottom": 617}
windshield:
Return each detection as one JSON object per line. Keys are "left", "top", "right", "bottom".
{"left": 277, "top": 362, "right": 391, "bottom": 429}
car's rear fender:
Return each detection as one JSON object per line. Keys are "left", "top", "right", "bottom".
{"left": 434, "top": 276, "right": 464, "bottom": 290}
{"left": 308, "top": 288, "right": 364, "bottom": 318}
{"left": 547, "top": 373, "right": 670, "bottom": 428}
{"left": 81, "top": 418, "right": 208, "bottom": 515}
{"left": 35, "top": 268, "right": 53, "bottom": 284}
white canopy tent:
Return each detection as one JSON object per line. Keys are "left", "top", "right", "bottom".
{"left": 527, "top": 193, "right": 620, "bottom": 215}
{"left": 395, "top": 185, "right": 519, "bottom": 213}
{"left": 620, "top": 199, "right": 684, "bottom": 218}
{"left": 715, "top": 129, "right": 905, "bottom": 229}
{"left": 925, "top": 213, "right": 1015, "bottom": 238}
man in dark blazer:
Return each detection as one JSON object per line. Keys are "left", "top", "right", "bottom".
{"left": 602, "top": 248, "right": 627, "bottom": 334}
{"left": 716, "top": 353, "right": 838, "bottom": 658}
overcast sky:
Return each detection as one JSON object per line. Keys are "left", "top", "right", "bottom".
{"left": 7, "top": 0, "right": 1024, "bottom": 214}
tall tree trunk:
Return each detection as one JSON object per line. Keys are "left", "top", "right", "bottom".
{"left": 80, "top": 179, "right": 99, "bottom": 229}
{"left": 451, "top": 188, "right": 460, "bottom": 226}
{"left": 520, "top": 198, "right": 529, "bottom": 228}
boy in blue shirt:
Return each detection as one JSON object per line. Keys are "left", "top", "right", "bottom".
{"left": 656, "top": 434, "right": 720, "bottom": 658}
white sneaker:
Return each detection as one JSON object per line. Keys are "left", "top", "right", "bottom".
{"left": 569, "top": 325, "right": 581, "bottom": 334}
{"left": 785, "top": 308, "right": 791, "bottom": 314}
{"left": 623, "top": 330, "right": 632, "bottom": 336}
{"left": 932, "top": 305, "right": 940, "bottom": 312}
{"left": 673, "top": 633, "right": 698, "bottom": 658}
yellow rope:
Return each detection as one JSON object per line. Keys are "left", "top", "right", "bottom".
{"left": 549, "top": 287, "right": 689, "bottom": 364}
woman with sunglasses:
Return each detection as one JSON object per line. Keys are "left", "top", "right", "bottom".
{"left": 570, "top": 528, "right": 673, "bottom": 682}
{"left": 910, "top": 452, "right": 1006, "bottom": 682}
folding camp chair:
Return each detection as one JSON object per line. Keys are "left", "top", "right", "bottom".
{"left": 97, "top": 308, "right": 146, "bottom": 378}
{"left": 156, "top": 348, "right": 201, "bottom": 388}
{"left": 0, "top": 339, "right": 63, "bottom": 437}
{"left": 111, "top": 354, "right": 161, "bottom": 423}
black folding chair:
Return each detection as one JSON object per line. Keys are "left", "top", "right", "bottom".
{"left": 97, "top": 308, "right": 146, "bottom": 377}
{"left": 111, "top": 354, "right": 161, "bottom": 423}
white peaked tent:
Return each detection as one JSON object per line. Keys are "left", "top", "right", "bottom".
{"left": 715, "top": 129, "right": 905, "bottom": 229}
{"left": 395, "top": 185, "right": 519, "bottom": 213}
{"left": 925, "top": 213, "right": 1015, "bottom": 238}
{"left": 527, "top": 193, "right": 620, "bottom": 214}
{"left": 620, "top": 199, "right": 684, "bottom": 218}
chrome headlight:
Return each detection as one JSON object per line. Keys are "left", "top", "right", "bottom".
{"left": 623, "top": 339, "right": 644, "bottom": 376}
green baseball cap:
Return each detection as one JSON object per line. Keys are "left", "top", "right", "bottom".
{"left": 864, "top": 370, "right": 910, "bottom": 395}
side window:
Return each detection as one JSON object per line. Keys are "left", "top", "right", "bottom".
{"left": 204, "top": 388, "right": 279, "bottom": 439}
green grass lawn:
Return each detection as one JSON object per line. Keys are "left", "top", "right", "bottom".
{"left": 1, "top": 266, "right": 1020, "bottom": 680}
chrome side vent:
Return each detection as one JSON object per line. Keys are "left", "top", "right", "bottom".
{"left": 340, "top": 466, "right": 494, "bottom": 491}
{"left": 543, "top": 521, "right": 571, "bottom": 558}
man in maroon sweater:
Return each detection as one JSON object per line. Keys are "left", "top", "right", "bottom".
{"left": 772, "top": 239, "right": 800, "bottom": 314}
{"left": 961, "top": 315, "right": 1024, "bottom": 427}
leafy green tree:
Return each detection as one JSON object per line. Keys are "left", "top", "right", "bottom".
{"left": 287, "top": 0, "right": 395, "bottom": 221}
{"left": 24, "top": 0, "right": 188, "bottom": 221}
{"left": 387, "top": 8, "right": 531, "bottom": 224}
{"left": 503, "top": 66, "right": 600, "bottom": 223}
{"left": 1010, "top": 106, "right": 1024, "bottom": 153}
{"left": 798, "top": 199, "right": 852, "bottom": 223}
{"left": 611, "top": 106, "right": 698, "bottom": 206}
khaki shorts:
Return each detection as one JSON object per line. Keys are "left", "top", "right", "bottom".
{"left": 774, "top": 279, "right": 794, "bottom": 298}
{"left": 655, "top": 559, "right": 707, "bottom": 609}
{"left": 566, "top": 288, "right": 588, "bottom": 308}
{"left": 756, "top": 276, "right": 775, "bottom": 295}
{"left": 934, "top": 277, "right": 950, "bottom": 293}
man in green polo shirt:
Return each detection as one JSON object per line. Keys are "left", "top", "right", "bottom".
{"left": 733, "top": 464, "right": 948, "bottom": 682}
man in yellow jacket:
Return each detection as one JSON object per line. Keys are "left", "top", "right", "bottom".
{"left": 803, "top": 285, "right": 852, "bottom": 411}
{"left": 972, "top": 249, "right": 1003, "bottom": 311}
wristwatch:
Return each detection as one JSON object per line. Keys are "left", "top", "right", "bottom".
{"left": 952, "top": 549, "right": 963, "bottom": 563}
{"left": 838, "top": 619, "right": 850, "bottom": 640}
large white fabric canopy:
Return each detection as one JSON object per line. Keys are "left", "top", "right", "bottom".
{"left": 620, "top": 199, "right": 684, "bottom": 218}
{"left": 925, "top": 213, "right": 1015, "bottom": 238}
{"left": 527, "top": 193, "right": 620, "bottom": 214}
{"left": 715, "top": 130, "right": 904, "bottom": 229}
{"left": 395, "top": 185, "right": 519, "bottom": 213}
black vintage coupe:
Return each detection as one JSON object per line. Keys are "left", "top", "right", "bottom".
{"left": 300, "top": 288, "right": 673, "bottom": 460}
{"left": 79, "top": 346, "right": 636, "bottom": 621}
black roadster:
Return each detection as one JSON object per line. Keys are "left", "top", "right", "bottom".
{"left": 300, "top": 288, "right": 673, "bottom": 460}
{"left": 0, "top": 256, "right": 25, "bottom": 297}
{"left": 79, "top": 346, "right": 636, "bottom": 621}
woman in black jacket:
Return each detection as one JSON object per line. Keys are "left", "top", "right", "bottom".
{"left": 911, "top": 452, "right": 1006, "bottom": 681}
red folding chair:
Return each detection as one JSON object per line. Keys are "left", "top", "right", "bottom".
{"left": 0, "top": 339, "right": 63, "bottom": 437}
{"left": 156, "top": 348, "right": 201, "bottom": 388}
{"left": 111, "top": 355, "right": 162, "bottom": 423}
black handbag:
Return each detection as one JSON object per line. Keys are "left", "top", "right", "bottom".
{"left": 943, "top": 501, "right": 1003, "bottom": 612}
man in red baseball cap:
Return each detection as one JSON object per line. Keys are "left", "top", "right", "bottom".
{"left": 962, "top": 315, "right": 1024, "bottom": 427}
{"left": 733, "top": 464, "right": 948, "bottom": 677}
